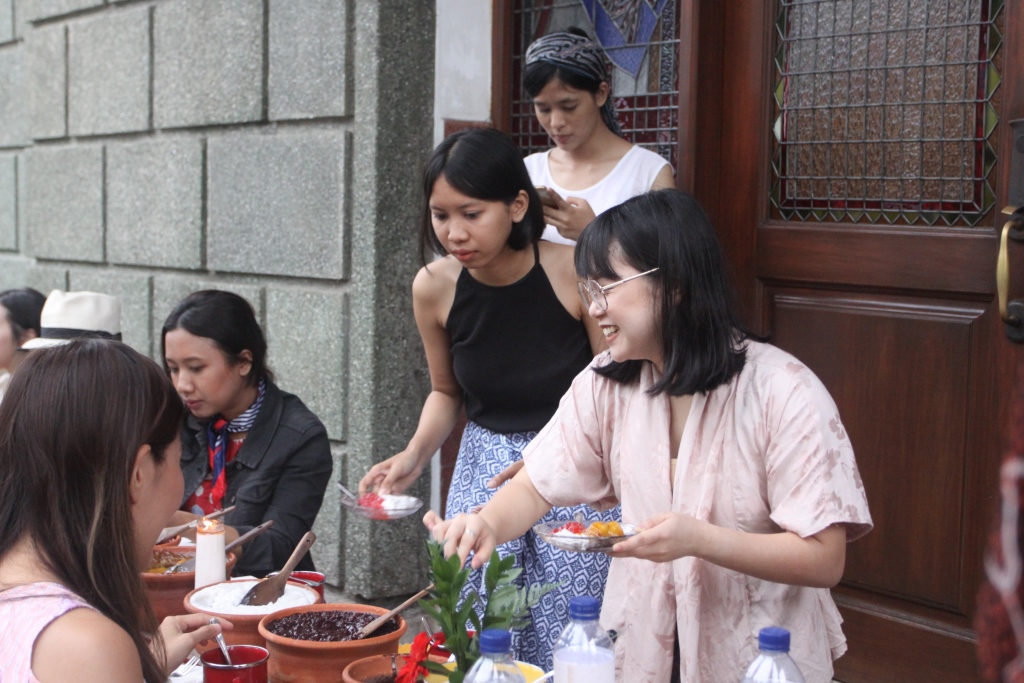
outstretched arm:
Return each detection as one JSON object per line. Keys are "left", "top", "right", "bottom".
{"left": 611, "top": 516, "right": 847, "bottom": 588}
{"left": 424, "top": 467, "right": 553, "bottom": 569}
{"left": 360, "top": 264, "right": 462, "bottom": 495}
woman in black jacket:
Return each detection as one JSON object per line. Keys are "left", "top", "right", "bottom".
{"left": 161, "top": 290, "right": 332, "bottom": 577}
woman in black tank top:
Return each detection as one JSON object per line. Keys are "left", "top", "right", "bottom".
{"left": 358, "top": 129, "right": 620, "bottom": 670}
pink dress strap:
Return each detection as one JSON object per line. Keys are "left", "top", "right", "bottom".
{"left": 0, "top": 582, "right": 95, "bottom": 683}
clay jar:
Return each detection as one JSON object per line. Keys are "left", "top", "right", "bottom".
{"left": 342, "top": 652, "right": 456, "bottom": 683}
{"left": 142, "top": 546, "right": 238, "bottom": 621}
{"left": 184, "top": 579, "right": 322, "bottom": 649}
{"left": 258, "top": 603, "right": 407, "bottom": 683}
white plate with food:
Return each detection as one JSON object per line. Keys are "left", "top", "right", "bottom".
{"left": 533, "top": 520, "right": 638, "bottom": 553}
{"left": 338, "top": 484, "right": 423, "bottom": 520}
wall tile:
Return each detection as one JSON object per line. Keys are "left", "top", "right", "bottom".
{"left": 153, "top": 0, "right": 263, "bottom": 128}
{"left": 27, "top": 24, "right": 66, "bottom": 140}
{"left": 107, "top": 138, "right": 202, "bottom": 269}
{"left": 208, "top": 132, "right": 346, "bottom": 279}
{"left": 25, "top": 146, "right": 103, "bottom": 262}
{"left": 0, "top": 154, "right": 15, "bottom": 250}
{"left": 266, "top": 287, "right": 345, "bottom": 439}
{"left": 69, "top": 7, "right": 150, "bottom": 135}
{"left": 0, "top": 44, "right": 29, "bottom": 147}
{"left": 268, "top": 0, "right": 349, "bottom": 120}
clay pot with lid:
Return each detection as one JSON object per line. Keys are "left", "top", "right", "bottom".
{"left": 258, "top": 603, "right": 407, "bottom": 683}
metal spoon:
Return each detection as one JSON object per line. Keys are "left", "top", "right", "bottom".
{"left": 210, "top": 617, "right": 232, "bottom": 665}
{"left": 337, "top": 482, "right": 358, "bottom": 502}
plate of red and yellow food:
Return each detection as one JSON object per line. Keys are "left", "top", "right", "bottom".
{"left": 532, "top": 519, "right": 638, "bottom": 553}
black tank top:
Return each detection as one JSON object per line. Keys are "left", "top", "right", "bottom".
{"left": 447, "top": 243, "right": 593, "bottom": 433}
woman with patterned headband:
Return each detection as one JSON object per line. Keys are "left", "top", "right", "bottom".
{"left": 524, "top": 27, "right": 675, "bottom": 245}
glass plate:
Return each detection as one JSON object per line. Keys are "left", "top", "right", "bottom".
{"left": 338, "top": 486, "right": 423, "bottom": 520}
{"left": 532, "top": 521, "right": 638, "bottom": 553}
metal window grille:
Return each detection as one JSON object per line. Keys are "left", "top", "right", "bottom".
{"left": 510, "top": 0, "right": 680, "bottom": 169}
{"left": 771, "top": 0, "right": 1004, "bottom": 227}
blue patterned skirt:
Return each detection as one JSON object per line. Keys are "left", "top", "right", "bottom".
{"left": 445, "top": 421, "right": 620, "bottom": 671}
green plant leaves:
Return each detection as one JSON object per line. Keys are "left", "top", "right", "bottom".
{"left": 422, "top": 541, "right": 562, "bottom": 677}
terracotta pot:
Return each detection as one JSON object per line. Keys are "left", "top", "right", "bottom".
{"left": 184, "top": 578, "right": 322, "bottom": 648}
{"left": 142, "top": 547, "right": 237, "bottom": 621}
{"left": 258, "top": 603, "right": 407, "bottom": 683}
{"left": 342, "top": 651, "right": 452, "bottom": 683}
{"left": 341, "top": 653, "right": 411, "bottom": 683}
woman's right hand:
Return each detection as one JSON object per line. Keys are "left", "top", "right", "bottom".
{"left": 423, "top": 511, "right": 497, "bottom": 569}
{"left": 358, "top": 449, "right": 423, "bottom": 495}
{"left": 158, "top": 613, "right": 233, "bottom": 676}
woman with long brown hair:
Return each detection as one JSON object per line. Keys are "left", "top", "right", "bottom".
{"left": 0, "top": 340, "right": 229, "bottom": 682}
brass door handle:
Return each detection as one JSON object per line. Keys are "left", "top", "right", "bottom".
{"left": 997, "top": 206, "right": 1024, "bottom": 342}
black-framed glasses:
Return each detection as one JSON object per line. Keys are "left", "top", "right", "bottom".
{"left": 577, "top": 267, "right": 660, "bottom": 311}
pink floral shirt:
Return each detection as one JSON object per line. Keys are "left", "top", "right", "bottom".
{"left": 524, "top": 342, "right": 872, "bottom": 683}
{"left": 0, "top": 582, "right": 94, "bottom": 682}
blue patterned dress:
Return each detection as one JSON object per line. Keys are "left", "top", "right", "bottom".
{"left": 445, "top": 421, "right": 620, "bottom": 671}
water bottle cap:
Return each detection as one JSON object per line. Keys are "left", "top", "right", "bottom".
{"left": 758, "top": 626, "right": 791, "bottom": 652}
{"left": 568, "top": 595, "right": 601, "bottom": 620}
{"left": 479, "top": 629, "right": 512, "bottom": 655}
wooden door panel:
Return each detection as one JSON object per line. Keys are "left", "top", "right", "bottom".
{"left": 758, "top": 223, "right": 998, "bottom": 296}
{"left": 768, "top": 289, "right": 980, "bottom": 608}
{"left": 697, "top": 1, "right": 1024, "bottom": 679}
{"left": 833, "top": 597, "right": 978, "bottom": 683}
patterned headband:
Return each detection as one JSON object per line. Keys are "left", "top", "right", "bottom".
{"left": 525, "top": 32, "right": 622, "bottom": 136}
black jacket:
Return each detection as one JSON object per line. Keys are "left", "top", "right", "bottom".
{"left": 180, "top": 380, "right": 333, "bottom": 577}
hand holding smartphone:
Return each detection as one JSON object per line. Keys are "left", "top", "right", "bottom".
{"left": 535, "top": 186, "right": 562, "bottom": 209}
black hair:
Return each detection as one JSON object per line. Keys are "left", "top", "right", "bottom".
{"left": 574, "top": 189, "right": 757, "bottom": 395}
{"left": 523, "top": 27, "right": 605, "bottom": 97}
{"left": 161, "top": 290, "right": 273, "bottom": 386}
{"left": 0, "top": 287, "right": 46, "bottom": 342}
{"left": 420, "top": 128, "right": 544, "bottom": 259}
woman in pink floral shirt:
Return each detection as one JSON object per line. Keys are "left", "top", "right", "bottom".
{"left": 426, "top": 189, "right": 873, "bottom": 683}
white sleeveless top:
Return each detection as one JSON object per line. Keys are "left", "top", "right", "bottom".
{"left": 524, "top": 145, "right": 672, "bottom": 245}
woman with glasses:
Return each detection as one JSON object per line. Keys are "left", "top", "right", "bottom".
{"left": 426, "top": 189, "right": 873, "bottom": 683}
{"left": 358, "top": 128, "right": 619, "bottom": 670}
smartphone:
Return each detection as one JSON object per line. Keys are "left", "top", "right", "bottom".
{"left": 535, "top": 186, "right": 561, "bottom": 209}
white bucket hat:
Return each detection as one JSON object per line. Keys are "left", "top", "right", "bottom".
{"left": 20, "top": 290, "right": 122, "bottom": 350}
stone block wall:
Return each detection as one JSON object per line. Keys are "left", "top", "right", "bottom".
{"left": 0, "top": 0, "right": 434, "bottom": 598}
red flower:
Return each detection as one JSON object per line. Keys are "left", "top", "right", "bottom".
{"left": 395, "top": 630, "right": 440, "bottom": 683}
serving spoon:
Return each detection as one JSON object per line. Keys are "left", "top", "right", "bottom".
{"left": 357, "top": 583, "right": 434, "bottom": 639}
{"left": 238, "top": 531, "right": 316, "bottom": 606}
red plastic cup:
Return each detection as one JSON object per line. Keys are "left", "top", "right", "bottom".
{"left": 201, "top": 644, "right": 268, "bottom": 683}
{"left": 267, "top": 570, "right": 325, "bottom": 600}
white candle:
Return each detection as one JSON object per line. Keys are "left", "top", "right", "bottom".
{"left": 194, "top": 517, "right": 226, "bottom": 589}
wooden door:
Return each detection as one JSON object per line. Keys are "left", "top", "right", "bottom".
{"left": 681, "top": 1, "right": 1024, "bottom": 681}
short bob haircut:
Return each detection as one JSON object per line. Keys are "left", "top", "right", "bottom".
{"left": 0, "top": 287, "right": 46, "bottom": 342}
{"left": 161, "top": 289, "right": 273, "bottom": 386}
{"left": 523, "top": 27, "right": 605, "bottom": 98}
{"left": 420, "top": 128, "right": 545, "bottom": 260}
{"left": 574, "top": 189, "right": 755, "bottom": 396}
{"left": 0, "top": 339, "right": 186, "bottom": 682}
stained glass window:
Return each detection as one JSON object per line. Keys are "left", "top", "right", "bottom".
{"left": 771, "top": 0, "right": 1004, "bottom": 226}
{"left": 510, "top": 0, "right": 680, "bottom": 168}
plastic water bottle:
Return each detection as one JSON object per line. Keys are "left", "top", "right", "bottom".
{"left": 552, "top": 596, "right": 615, "bottom": 683}
{"left": 463, "top": 629, "right": 526, "bottom": 683}
{"left": 741, "top": 627, "right": 805, "bottom": 683}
